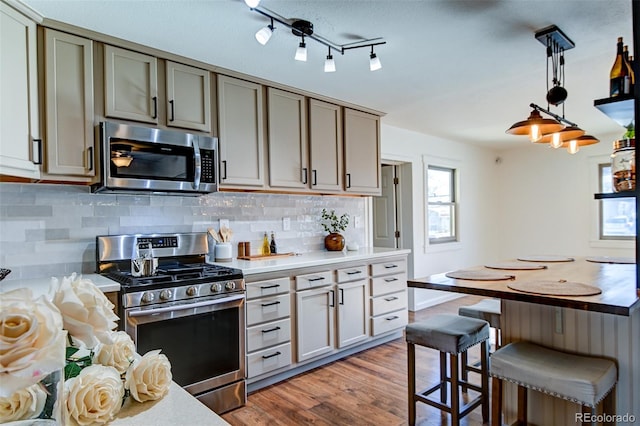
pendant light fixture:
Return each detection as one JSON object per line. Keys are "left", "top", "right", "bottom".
{"left": 505, "top": 25, "right": 598, "bottom": 154}
{"left": 243, "top": 1, "right": 386, "bottom": 73}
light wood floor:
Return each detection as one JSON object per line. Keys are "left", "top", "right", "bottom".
{"left": 222, "top": 295, "right": 489, "bottom": 426}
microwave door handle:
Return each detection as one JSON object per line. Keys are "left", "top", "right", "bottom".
{"left": 192, "top": 138, "right": 201, "bottom": 190}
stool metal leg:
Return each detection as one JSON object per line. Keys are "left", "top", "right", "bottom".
{"left": 491, "top": 376, "right": 502, "bottom": 426}
{"left": 440, "top": 352, "right": 447, "bottom": 403}
{"left": 517, "top": 385, "right": 528, "bottom": 425}
{"left": 480, "top": 341, "right": 489, "bottom": 423}
{"left": 408, "top": 342, "right": 416, "bottom": 426}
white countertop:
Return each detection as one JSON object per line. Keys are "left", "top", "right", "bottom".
{"left": 209, "top": 247, "right": 411, "bottom": 275}
{"left": 0, "top": 273, "right": 119, "bottom": 295}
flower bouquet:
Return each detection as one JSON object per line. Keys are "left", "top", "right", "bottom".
{"left": 0, "top": 273, "right": 172, "bottom": 425}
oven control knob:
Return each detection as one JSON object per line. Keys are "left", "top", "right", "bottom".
{"left": 225, "top": 281, "right": 236, "bottom": 291}
{"left": 141, "top": 292, "right": 155, "bottom": 303}
{"left": 160, "top": 289, "right": 173, "bottom": 300}
{"left": 186, "top": 286, "right": 197, "bottom": 297}
{"left": 210, "top": 283, "right": 222, "bottom": 293}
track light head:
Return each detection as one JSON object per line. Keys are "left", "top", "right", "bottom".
{"left": 255, "top": 23, "right": 274, "bottom": 45}
{"left": 295, "top": 37, "right": 307, "bottom": 62}
{"left": 369, "top": 52, "right": 381, "bottom": 71}
{"left": 244, "top": 0, "right": 260, "bottom": 8}
{"left": 324, "top": 54, "right": 336, "bottom": 73}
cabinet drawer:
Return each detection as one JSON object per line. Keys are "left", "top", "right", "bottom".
{"left": 295, "top": 270, "right": 333, "bottom": 290}
{"left": 246, "top": 277, "right": 289, "bottom": 299}
{"left": 247, "top": 342, "right": 292, "bottom": 378}
{"left": 370, "top": 272, "right": 406, "bottom": 297}
{"left": 370, "top": 259, "right": 407, "bottom": 277}
{"left": 371, "top": 309, "right": 408, "bottom": 336}
{"left": 247, "top": 318, "right": 291, "bottom": 352}
{"left": 246, "top": 294, "right": 290, "bottom": 326}
{"left": 371, "top": 290, "right": 407, "bottom": 316}
{"left": 336, "top": 265, "right": 367, "bottom": 283}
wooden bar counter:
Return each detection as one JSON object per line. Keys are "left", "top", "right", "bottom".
{"left": 409, "top": 258, "right": 639, "bottom": 425}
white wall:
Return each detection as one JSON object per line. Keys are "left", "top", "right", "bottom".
{"left": 381, "top": 123, "right": 501, "bottom": 310}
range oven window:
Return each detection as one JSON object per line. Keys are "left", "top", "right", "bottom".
{"left": 134, "top": 307, "right": 240, "bottom": 387}
{"left": 110, "top": 139, "right": 194, "bottom": 182}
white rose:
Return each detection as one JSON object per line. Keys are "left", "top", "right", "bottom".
{"left": 0, "top": 288, "right": 66, "bottom": 397}
{"left": 93, "top": 331, "right": 135, "bottom": 375}
{"left": 125, "top": 350, "right": 172, "bottom": 402}
{"left": 0, "top": 382, "right": 47, "bottom": 422}
{"left": 51, "top": 273, "right": 119, "bottom": 348}
{"left": 65, "top": 364, "right": 124, "bottom": 426}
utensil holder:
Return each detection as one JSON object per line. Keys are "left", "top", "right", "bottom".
{"left": 215, "top": 242, "right": 232, "bottom": 262}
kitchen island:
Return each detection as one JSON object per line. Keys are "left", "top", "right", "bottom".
{"left": 409, "top": 258, "right": 639, "bottom": 425}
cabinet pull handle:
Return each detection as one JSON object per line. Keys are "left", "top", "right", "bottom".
{"left": 260, "top": 284, "right": 280, "bottom": 290}
{"left": 329, "top": 289, "right": 335, "bottom": 307}
{"left": 312, "top": 169, "right": 317, "bottom": 186}
{"left": 222, "top": 160, "right": 227, "bottom": 180}
{"left": 261, "top": 301, "right": 281, "bottom": 307}
{"left": 169, "top": 100, "right": 175, "bottom": 121}
{"left": 384, "top": 264, "right": 398, "bottom": 269}
{"left": 346, "top": 173, "right": 351, "bottom": 188}
{"left": 384, "top": 277, "right": 398, "bottom": 282}
{"left": 386, "top": 316, "right": 399, "bottom": 321}
{"left": 308, "top": 276, "right": 325, "bottom": 282}
{"left": 261, "top": 326, "right": 281, "bottom": 334}
{"left": 346, "top": 270, "right": 362, "bottom": 275}
{"left": 384, "top": 296, "right": 399, "bottom": 302}
{"left": 302, "top": 168, "right": 308, "bottom": 184}
{"left": 262, "top": 351, "right": 281, "bottom": 360}
{"left": 32, "top": 139, "right": 43, "bottom": 165}
{"left": 152, "top": 96, "right": 158, "bottom": 119}
{"left": 339, "top": 288, "right": 344, "bottom": 305}
{"left": 86, "top": 146, "right": 94, "bottom": 171}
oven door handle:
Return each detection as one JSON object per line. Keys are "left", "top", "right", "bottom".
{"left": 128, "top": 294, "right": 244, "bottom": 317}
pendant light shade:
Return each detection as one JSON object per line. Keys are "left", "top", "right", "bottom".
{"left": 324, "top": 52, "right": 336, "bottom": 73}
{"left": 537, "top": 125, "right": 585, "bottom": 148}
{"left": 567, "top": 139, "right": 580, "bottom": 154}
{"left": 369, "top": 52, "right": 381, "bottom": 71}
{"left": 295, "top": 39, "right": 307, "bottom": 61}
{"left": 255, "top": 24, "right": 273, "bottom": 45}
{"left": 562, "top": 134, "right": 600, "bottom": 149}
{"left": 244, "top": 0, "right": 260, "bottom": 8}
{"left": 505, "top": 109, "right": 564, "bottom": 142}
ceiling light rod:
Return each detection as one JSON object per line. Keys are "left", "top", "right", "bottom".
{"left": 342, "top": 40, "right": 387, "bottom": 52}
{"left": 529, "top": 103, "right": 578, "bottom": 127}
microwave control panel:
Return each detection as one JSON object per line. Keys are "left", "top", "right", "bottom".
{"left": 201, "top": 149, "right": 216, "bottom": 183}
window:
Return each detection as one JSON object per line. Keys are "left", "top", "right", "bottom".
{"left": 599, "top": 163, "right": 635, "bottom": 240}
{"left": 427, "top": 166, "right": 457, "bottom": 243}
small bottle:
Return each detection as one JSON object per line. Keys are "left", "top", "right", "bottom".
{"left": 270, "top": 232, "right": 277, "bottom": 254}
{"left": 622, "top": 46, "right": 634, "bottom": 94}
{"left": 610, "top": 37, "right": 627, "bottom": 97}
{"left": 262, "top": 232, "right": 271, "bottom": 255}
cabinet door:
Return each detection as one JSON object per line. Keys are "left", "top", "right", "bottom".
{"left": 166, "top": 61, "right": 211, "bottom": 132}
{"left": 104, "top": 45, "right": 158, "bottom": 124}
{"left": 296, "top": 286, "right": 335, "bottom": 362}
{"left": 309, "top": 99, "right": 342, "bottom": 192}
{"left": 344, "top": 108, "right": 381, "bottom": 195}
{"left": 0, "top": 3, "right": 41, "bottom": 179}
{"left": 267, "top": 88, "right": 308, "bottom": 189}
{"left": 336, "top": 280, "right": 369, "bottom": 348}
{"left": 217, "top": 75, "right": 265, "bottom": 187}
{"left": 44, "top": 29, "right": 95, "bottom": 178}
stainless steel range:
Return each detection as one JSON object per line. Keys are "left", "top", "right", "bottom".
{"left": 96, "top": 232, "right": 246, "bottom": 414}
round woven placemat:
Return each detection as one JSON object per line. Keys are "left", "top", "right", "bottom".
{"left": 516, "top": 255, "right": 575, "bottom": 263}
{"left": 445, "top": 270, "right": 515, "bottom": 281}
{"left": 485, "top": 262, "right": 547, "bottom": 270}
{"left": 585, "top": 256, "right": 635, "bottom": 264}
{"left": 508, "top": 280, "right": 602, "bottom": 296}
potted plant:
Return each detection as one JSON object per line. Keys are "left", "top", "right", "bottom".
{"left": 321, "top": 208, "right": 350, "bottom": 251}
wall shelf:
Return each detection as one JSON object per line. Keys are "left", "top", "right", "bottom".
{"left": 593, "top": 95, "right": 635, "bottom": 127}
{"left": 594, "top": 192, "right": 637, "bottom": 199}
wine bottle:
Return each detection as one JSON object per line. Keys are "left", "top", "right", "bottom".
{"left": 610, "top": 37, "right": 627, "bottom": 97}
{"left": 269, "top": 232, "right": 277, "bottom": 254}
{"left": 623, "top": 46, "right": 634, "bottom": 94}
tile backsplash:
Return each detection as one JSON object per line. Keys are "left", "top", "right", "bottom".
{"left": 0, "top": 183, "right": 366, "bottom": 281}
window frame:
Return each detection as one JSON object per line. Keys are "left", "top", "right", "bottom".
{"left": 598, "top": 162, "right": 635, "bottom": 241}
{"left": 426, "top": 164, "right": 458, "bottom": 245}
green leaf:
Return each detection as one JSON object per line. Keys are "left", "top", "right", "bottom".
{"left": 65, "top": 362, "right": 83, "bottom": 380}
{"left": 66, "top": 346, "right": 80, "bottom": 358}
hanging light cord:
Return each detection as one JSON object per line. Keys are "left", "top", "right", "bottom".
{"left": 546, "top": 36, "right": 567, "bottom": 116}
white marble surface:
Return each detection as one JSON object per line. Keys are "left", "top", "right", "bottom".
{"left": 209, "top": 247, "right": 411, "bottom": 275}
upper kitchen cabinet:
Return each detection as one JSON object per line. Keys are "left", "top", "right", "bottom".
{"left": 42, "top": 29, "right": 95, "bottom": 179}
{"left": 165, "top": 61, "right": 211, "bottom": 133}
{"left": 217, "top": 75, "right": 266, "bottom": 188}
{"left": 0, "top": 2, "right": 41, "bottom": 180}
{"left": 104, "top": 45, "right": 158, "bottom": 124}
{"left": 309, "top": 99, "right": 343, "bottom": 192}
{"left": 267, "top": 88, "right": 308, "bottom": 190}
{"left": 343, "top": 108, "right": 381, "bottom": 195}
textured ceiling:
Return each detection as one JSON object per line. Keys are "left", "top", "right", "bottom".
{"left": 22, "top": 0, "right": 634, "bottom": 150}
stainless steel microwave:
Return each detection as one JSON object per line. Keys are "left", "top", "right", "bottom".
{"left": 92, "top": 122, "right": 217, "bottom": 194}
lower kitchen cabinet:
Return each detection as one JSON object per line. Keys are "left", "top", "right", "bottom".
{"left": 336, "top": 266, "right": 369, "bottom": 348}
{"left": 295, "top": 270, "right": 335, "bottom": 362}
{"left": 369, "top": 258, "right": 408, "bottom": 336}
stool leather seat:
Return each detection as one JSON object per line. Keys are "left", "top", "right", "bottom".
{"left": 405, "top": 313, "right": 490, "bottom": 354}
{"left": 458, "top": 298, "right": 501, "bottom": 329}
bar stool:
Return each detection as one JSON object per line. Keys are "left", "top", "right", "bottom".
{"left": 490, "top": 341, "right": 617, "bottom": 426}
{"left": 405, "top": 314, "right": 490, "bottom": 426}
{"left": 458, "top": 298, "right": 501, "bottom": 388}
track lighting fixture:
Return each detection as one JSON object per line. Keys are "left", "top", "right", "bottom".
{"left": 369, "top": 46, "right": 381, "bottom": 71}
{"left": 255, "top": 18, "right": 274, "bottom": 45}
{"left": 324, "top": 47, "right": 336, "bottom": 73}
{"left": 506, "top": 25, "right": 599, "bottom": 154}
{"left": 243, "top": 2, "right": 386, "bottom": 73}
